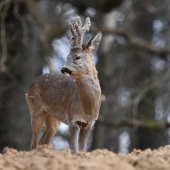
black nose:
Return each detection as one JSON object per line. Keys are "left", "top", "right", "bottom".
{"left": 61, "top": 67, "right": 72, "bottom": 74}
{"left": 61, "top": 68, "right": 66, "bottom": 74}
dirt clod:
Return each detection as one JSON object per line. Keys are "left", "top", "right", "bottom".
{"left": 1, "top": 144, "right": 170, "bottom": 170}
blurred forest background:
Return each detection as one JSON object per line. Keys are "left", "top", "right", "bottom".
{"left": 1, "top": 0, "right": 170, "bottom": 154}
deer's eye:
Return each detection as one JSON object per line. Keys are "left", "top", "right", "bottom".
{"left": 74, "top": 56, "right": 81, "bottom": 60}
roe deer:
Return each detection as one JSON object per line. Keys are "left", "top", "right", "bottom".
{"left": 26, "top": 16, "right": 102, "bottom": 153}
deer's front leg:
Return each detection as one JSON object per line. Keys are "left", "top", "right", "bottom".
{"left": 79, "top": 120, "right": 95, "bottom": 152}
{"left": 69, "top": 121, "right": 80, "bottom": 154}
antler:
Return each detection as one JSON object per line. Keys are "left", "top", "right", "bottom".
{"left": 69, "top": 16, "right": 91, "bottom": 50}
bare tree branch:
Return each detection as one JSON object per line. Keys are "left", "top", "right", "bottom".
{"left": 98, "top": 117, "right": 170, "bottom": 130}
{"left": 4, "top": 67, "right": 25, "bottom": 92}
{"left": 61, "top": 0, "right": 124, "bottom": 13}
{"left": 132, "top": 68, "right": 170, "bottom": 120}
{"left": 22, "top": 0, "right": 47, "bottom": 28}
{"left": 21, "top": 0, "right": 67, "bottom": 43}
{"left": 0, "top": 0, "right": 7, "bottom": 11}
{"left": 0, "top": 0, "right": 11, "bottom": 67}
{"left": 91, "top": 26, "right": 170, "bottom": 58}
{"left": 13, "top": 0, "right": 28, "bottom": 44}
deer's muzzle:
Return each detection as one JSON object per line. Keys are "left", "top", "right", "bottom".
{"left": 61, "top": 67, "right": 72, "bottom": 76}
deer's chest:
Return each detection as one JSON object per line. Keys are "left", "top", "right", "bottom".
{"left": 78, "top": 86, "right": 101, "bottom": 117}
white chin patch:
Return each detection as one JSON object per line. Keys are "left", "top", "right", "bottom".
{"left": 64, "top": 73, "right": 70, "bottom": 76}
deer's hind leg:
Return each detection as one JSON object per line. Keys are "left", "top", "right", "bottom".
{"left": 39, "top": 115, "right": 60, "bottom": 146}
{"left": 31, "top": 111, "right": 46, "bottom": 150}
{"left": 78, "top": 120, "right": 95, "bottom": 152}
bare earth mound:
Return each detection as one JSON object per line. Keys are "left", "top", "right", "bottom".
{"left": 1, "top": 145, "right": 170, "bottom": 170}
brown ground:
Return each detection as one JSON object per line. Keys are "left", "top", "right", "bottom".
{"left": 0, "top": 145, "right": 170, "bottom": 170}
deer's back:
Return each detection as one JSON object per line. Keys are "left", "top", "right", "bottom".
{"left": 26, "top": 73, "right": 75, "bottom": 114}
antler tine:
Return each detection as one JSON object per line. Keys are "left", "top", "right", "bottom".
{"left": 82, "top": 17, "right": 91, "bottom": 33}
{"left": 69, "top": 16, "right": 91, "bottom": 50}
{"left": 76, "top": 16, "right": 82, "bottom": 28}
{"left": 75, "top": 17, "right": 91, "bottom": 45}
{"left": 69, "top": 23, "right": 77, "bottom": 36}
{"left": 69, "top": 23, "right": 78, "bottom": 47}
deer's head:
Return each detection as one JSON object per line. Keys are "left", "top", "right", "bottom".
{"left": 61, "top": 17, "right": 102, "bottom": 79}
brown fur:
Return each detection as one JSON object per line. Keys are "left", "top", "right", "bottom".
{"left": 26, "top": 17, "right": 102, "bottom": 153}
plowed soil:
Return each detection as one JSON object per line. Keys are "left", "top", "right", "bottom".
{"left": 1, "top": 144, "right": 170, "bottom": 170}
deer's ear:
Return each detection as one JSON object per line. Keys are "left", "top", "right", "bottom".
{"left": 86, "top": 32, "right": 102, "bottom": 52}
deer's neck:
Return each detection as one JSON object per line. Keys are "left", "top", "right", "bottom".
{"left": 76, "top": 68, "right": 100, "bottom": 92}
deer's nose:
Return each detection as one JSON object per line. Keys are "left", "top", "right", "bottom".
{"left": 61, "top": 68, "right": 66, "bottom": 74}
{"left": 61, "top": 67, "right": 72, "bottom": 75}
